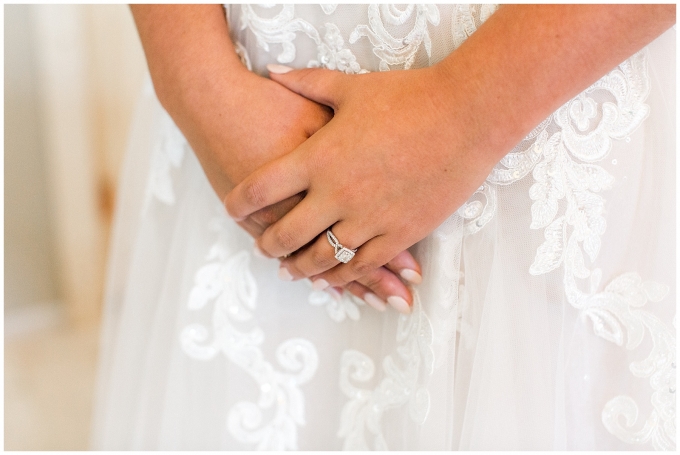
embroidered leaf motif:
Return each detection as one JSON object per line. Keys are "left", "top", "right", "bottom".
{"left": 530, "top": 217, "right": 565, "bottom": 275}
{"left": 338, "top": 302, "right": 434, "bottom": 449}
{"left": 350, "top": 5, "right": 441, "bottom": 71}
{"left": 181, "top": 212, "right": 318, "bottom": 450}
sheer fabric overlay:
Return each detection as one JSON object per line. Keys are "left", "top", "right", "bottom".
{"left": 91, "top": 5, "right": 676, "bottom": 450}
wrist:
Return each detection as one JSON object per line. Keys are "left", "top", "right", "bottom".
{"left": 428, "top": 58, "right": 518, "bottom": 169}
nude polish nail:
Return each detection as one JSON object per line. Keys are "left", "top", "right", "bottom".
{"left": 267, "top": 63, "right": 294, "bottom": 74}
{"left": 364, "top": 293, "right": 387, "bottom": 312}
{"left": 400, "top": 269, "right": 423, "bottom": 285}
{"left": 278, "top": 266, "right": 294, "bottom": 281}
{"left": 387, "top": 296, "right": 411, "bottom": 315}
{"left": 312, "top": 279, "right": 330, "bottom": 291}
{"left": 326, "top": 287, "right": 343, "bottom": 301}
{"left": 253, "top": 244, "right": 267, "bottom": 259}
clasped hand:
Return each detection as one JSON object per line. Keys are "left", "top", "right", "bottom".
{"left": 226, "top": 64, "right": 496, "bottom": 308}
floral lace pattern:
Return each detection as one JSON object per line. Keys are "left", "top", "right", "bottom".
{"left": 309, "top": 23, "right": 367, "bottom": 74}
{"left": 142, "top": 4, "right": 675, "bottom": 450}
{"left": 463, "top": 48, "right": 675, "bottom": 449}
{"left": 525, "top": 52, "right": 674, "bottom": 451}
{"left": 145, "top": 109, "right": 188, "bottom": 207}
{"left": 180, "top": 211, "right": 319, "bottom": 450}
{"left": 337, "top": 299, "right": 434, "bottom": 449}
{"left": 307, "top": 287, "right": 364, "bottom": 323}
{"left": 451, "top": 4, "right": 498, "bottom": 50}
{"left": 599, "top": 280, "right": 675, "bottom": 450}
{"left": 349, "top": 4, "right": 440, "bottom": 71}
{"left": 237, "top": 5, "right": 321, "bottom": 64}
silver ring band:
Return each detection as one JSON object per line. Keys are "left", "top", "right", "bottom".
{"left": 326, "top": 229, "right": 357, "bottom": 263}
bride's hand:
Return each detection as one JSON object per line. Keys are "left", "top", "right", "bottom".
{"left": 225, "top": 65, "right": 500, "bottom": 293}
{"left": 132, "top": 4, "right": 424, "bottom": 311}
{"left": 157, "top": 65, "right": 423, "bottom": 312}
{"left": 225, "top": 4, "right": 675, "bottom": 298}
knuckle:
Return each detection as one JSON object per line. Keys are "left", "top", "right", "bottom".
{"left": 349, "top": 258, "right": 378, "bottom": 277}
{"left": 359, "top": 272, "right": 384, "bottom": 291}
{"left": 296, "top": 68, "right": 317, "bottom": 88}
{"left": 252, "top": 207, "right": 279, "bottom": 226}
{"left": 343, "top": 281, "right": 364, "bottom": 298}
{"left": 242, "top": 180, "right": 267, "bottom": 207}
{"left": 283, "top": 261, "right": 303, "bottom": 278}
{"left": 272, "top": 226, "right": 297, "bottom": 251}
{"left": 311, "top": 249, "right": 334, "bottom": 269}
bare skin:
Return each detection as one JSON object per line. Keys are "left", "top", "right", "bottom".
{"left": 130, "top": 5, "right": 422, "bottom": 314}
{"left": 225, "top": 5, "right": 675, "bottom": 288}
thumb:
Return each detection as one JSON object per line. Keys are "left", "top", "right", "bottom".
{"left": 267, "top": 64, "right": 346, "bottom": 110}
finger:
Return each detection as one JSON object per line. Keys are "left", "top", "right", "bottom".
{"left": 267, "top": 65, "right": 348, "bottom": 110}
{"left": 344, "top": 281, "right": 387, "bottom": 313}
{"left": 384, "top": 250, "right": 423, "bottom": 285}
{"left": 279, "top": 219, "right": 374, "bottom": 282}
{"left": 355, "top": 266, "right": 413, "bottom": 309}
{"left": 258, "top": 195, "right": 339, "bottom": 259}
{"left": 225, "top": 152, "right": 309, "bottom": 221}
{"left": 237, "top": 217, "right": 266, "bottom": 239}
{"left": 249, "top": 193, "right": 304, "bottom": 230}
{"left": 311, "top": 235, "right": 413, "bottom": 314}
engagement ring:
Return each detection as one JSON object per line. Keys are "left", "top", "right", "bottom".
{"left": 326, "top": 229, "right": 357, "bottom": 263}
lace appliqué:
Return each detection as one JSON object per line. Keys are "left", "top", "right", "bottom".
{"left": 597, "top": 278, "right": 675, "bottom": 450}
{"left": 462, "top": 48, "right": 674, "bottom": 450}
{"left": 337, "top": 298, "right": 434, "bottom": 450}
{"left": 238, "top": 5, "right": 321, "bottom": 64}
{"left": 236, "top": 6, "right": 367, "bottom": 76}
{"left": 308, "top": 288, "right": 364, "bottom": 323}
{"left": 522, "top": 51, "right": 674, "bottom": 450}
{"left": 350, "top": 5, "right": 441, "bottom": 71}
{"left": 145, "top": 112, "right": 187, "bottom": 206}
{"left": 529, "top": 52, "right": 675, "bottom": 451}
{"left": 180, "top": 212, "right": 319, "bottom": 450}
{"left": 457, "top": 183, "right": 497, "bottom": 235}
{"left": 309, "top": 23, "right": 367, "bottom": 74}
{"left": 451, "top": 4, "right": 498, "bottom": 50}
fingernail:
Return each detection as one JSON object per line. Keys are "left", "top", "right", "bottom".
{"left": 278, "top": 266, "right": 293, "bottom": 281}
{"left": 267, "top": 63, "right": 294, "bottom": 74}
{"left": 400, "top": 269, "right": 422, "bottom": 285}
{"left": 326, "top": 287, "right": 343, "bottom": 301}
{"left": 387, "top": 296, "right": 411, "bottom": 315}
{"left": 312, "top": 279, "right": 329, "bottom": 291}
{"left": 364, "top": 293, "right": 387, "bottom": 312}
{"left": 253, "top": 244, "right": 267, "bottom": 259}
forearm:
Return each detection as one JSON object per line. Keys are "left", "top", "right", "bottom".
{"left": 436, "top": 4, "right": 675, "bottom": 163}
{"left": 130, "top": 5, "right": 247, "bottom": 115}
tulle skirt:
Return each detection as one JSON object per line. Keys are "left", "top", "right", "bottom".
{"left": 91, "top": 6, "right": 676, "bottom": 450}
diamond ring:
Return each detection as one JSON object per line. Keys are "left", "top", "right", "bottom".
{"left": 326, "top": 229, "right": 357, "bottom": 263}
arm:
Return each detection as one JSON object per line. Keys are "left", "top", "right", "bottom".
{"left": 130, "top": 5, "right": 303, "bottom": 197}
{"left": 434, "top": 4, "right": 676, "bottom": 169}
{"left": 225, "top": 4, "right": 675, "bottom": 287}
{"left": 130, "top": 5, "right": 424, "bottom": 312}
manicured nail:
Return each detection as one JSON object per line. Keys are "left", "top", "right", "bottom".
{"left": 312, "top": 279, "right": 329, "bottom": 291}
{"left": 278, "top": 266, "right": 293, "bottom": 281}
{"left": 326, "top": 287, "right": 343, "bottom": 301}
{"left": 387, "top": 296, "right": 411, "bottom": 315}
{"left": 364, "top": 293, "right": 387, "bottom": 312}
{"left": 267, "top": 63, "right": 294, "bottom": 74}
{"left": 253, "top": 244, "right": 267, "bottom": 259}
{"left": 400, "top": 269, "right": 422, "bottom": 285}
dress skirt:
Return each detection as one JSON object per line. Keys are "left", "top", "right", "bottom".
{"left": 91, "top": 5, "right": 676, "bottom": 450}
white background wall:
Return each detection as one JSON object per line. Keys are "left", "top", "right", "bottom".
{"left": 5, "top": 4, "right": 148, "bottom": 449}
{"left": 5, "top": 4, "right": 59, "bottom": 312}
{"left": 5, "top": 4, "right": 147, "bottom": 323}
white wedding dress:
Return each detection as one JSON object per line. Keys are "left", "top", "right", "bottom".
{"left": 91, "top": 5, "right": 676, "bottom": 450}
